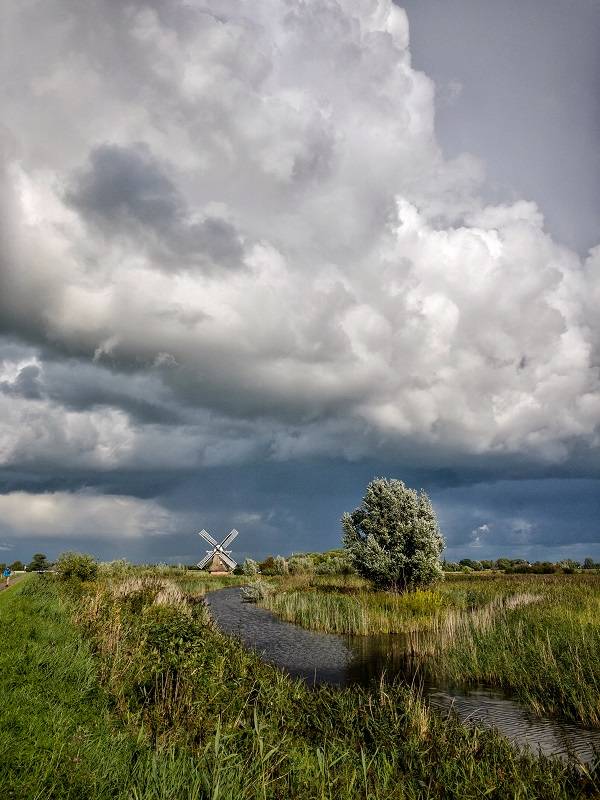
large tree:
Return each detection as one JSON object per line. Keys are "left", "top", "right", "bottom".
{"left": 27, "top": 553, "right": 50, "bottom": 572}
{"left": 342, "top": 478, "right": 444, "bottom": 592}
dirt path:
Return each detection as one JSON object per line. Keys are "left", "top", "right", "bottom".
{"left": 0, "top": 575, "right": 26, "bottom": 592}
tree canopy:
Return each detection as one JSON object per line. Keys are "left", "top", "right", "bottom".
{"left": 27, "top": 553, "right": 50, "bottom": 572}
{"left": 342, "top": 478, "right": 444, "bottom": 592}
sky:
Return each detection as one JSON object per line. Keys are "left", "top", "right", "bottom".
{"left": 1, "top": 0, "right": 599, "bottom": 566}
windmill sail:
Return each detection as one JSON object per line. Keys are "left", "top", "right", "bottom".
{"left": 197, "top": 528, "right": 238, "bottom": 572}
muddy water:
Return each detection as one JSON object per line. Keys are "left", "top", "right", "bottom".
{"left": 206, "top": 588, "right": 600, "bottom": 765}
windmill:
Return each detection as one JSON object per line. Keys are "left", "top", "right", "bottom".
{"left": 197, "top": 528, "right": 238, "bottom": 574}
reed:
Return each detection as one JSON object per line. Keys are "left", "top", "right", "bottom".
{"left": 3, "top": 573, "right": 598, "bottom": 798}
{"left": 262, "top": 586, "right": 450, "bottom": 635}
{"left": 422, "top": 583, "right": 600, "bottom": 726}
{"left": 260, "top": 572, "right": 600, "bottom": 727}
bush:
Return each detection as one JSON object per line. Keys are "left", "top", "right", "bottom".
{"left": 459, "top": 558, "right": 483, "bottom": 571}
{"left": 55, "top": 552, "right": 98, "bottom": 582}
{"left": 288, "top": 556, "right": 314, "bottom": 575}
{"left": 443, "top": 561, "right": 461, "bottom": 572}
{"left": 258, "top": 556, "right": 276, "bottom": 575}
{"left": 240, "top": 579, "right": 274, "bottom": 603}
{"left": 98, "top": 559, "right": 131, "bottom": 577}
{"left": 314, "top": 556, "right": 354, "bottom": 575}
{"left": 342, "top": 477, "right": 445, "bottom": 592}
{"left": 273, "top": 555, "right": 289, "bottom": 575}
{"left": 242, "top": 558, "right": 259, "bottom": 576}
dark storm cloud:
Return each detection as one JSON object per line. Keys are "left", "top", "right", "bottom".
{"left": 0, "top": 0, "right": 599, "bottom": 561}
{"left": 67, "top": 143, "right": 245, "bottom": 270}
{"left": 0, "top": 340, "right": 181, "bottom": 425}
{"left": 0, "top": 364, "right": 43, "bottom": 399}
{"left": 42, "top": 360, "right": 184, "bottom": 426}
{"left": 68, "top": 143, "right": 181, "bottom": 231}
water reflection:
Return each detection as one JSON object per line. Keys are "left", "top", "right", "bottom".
{"left": 344, "top": 633, "right": 600, "bottom": 765}
{"left": 345, "top": 632, "right": 418, "bottom": 686}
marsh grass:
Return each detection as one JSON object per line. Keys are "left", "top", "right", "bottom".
{"left": 422, "top": 579, "right": 600, "bottom": 726}
{"left": 260, "top": 573, "right": 600, "bottom": 727}
{"left": 78, "top": 573, "right": 597, "bottom": 797}
{"left": 262, "top": 586, "right": 449, "bottom": 634}
{"left": 175, "top": 573, "right": 245, "bottom": 595}
{"left": 2, "top": 573, "right": 597, "bottom": 798}
{"left": 260, "top": 573, "right": 465, "bottom": 635}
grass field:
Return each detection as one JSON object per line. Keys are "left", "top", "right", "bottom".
{"left": 1, "top": 573, "right": 596, "bottom": 798}
{"left": 260, "top": 572, "right": 600, "bottom": 726}
{"left": 0, "top": 576, "right": 140, "bottom": 799}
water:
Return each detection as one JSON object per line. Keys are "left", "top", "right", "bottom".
{"left": 206, "top": 588, "right": 600, "bottom": 766}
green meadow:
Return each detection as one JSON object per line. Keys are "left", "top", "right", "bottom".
{"left": 0, "top": 571, "right": 597, "bottom": 799}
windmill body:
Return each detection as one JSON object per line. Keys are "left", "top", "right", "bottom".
{"left": 197, "top": 529, "right": 238, "bottom": 574}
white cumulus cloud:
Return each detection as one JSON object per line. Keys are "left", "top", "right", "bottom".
{"left": 0, "top": 0, "right": 598, "bottom": 475}
{"left": 0, "top": 491, "right": 175, "bottom": 539}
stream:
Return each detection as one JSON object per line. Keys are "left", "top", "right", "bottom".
{"left": 206, "top": 587, "right": 600, "bottom": 766}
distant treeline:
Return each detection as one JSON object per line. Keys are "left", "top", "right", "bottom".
{"left": 244, "top": 552, "right": 600, "bottom": 577}
{"left": 8, "top": 550, "right": 599, "bottom": 577}
{"left": 235, "top": 551, "right": 600, "bottom": 577}
{"left": 0, "top": 553, "right": 50, "bottom": 573}
{"left": 444, "top": 557, "right": 599, "bottom": 574}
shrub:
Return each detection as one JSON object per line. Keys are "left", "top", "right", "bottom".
{"left": 55, "top": 552, "right": 98, "bottom": 582}
{"left": 288, "top": 556, "right": 314, "bottom": 575}
{"left": 342, "top": 477, "right": 445, "bottom": 592}
{"left": 443, "top": 561, "right": 461, "bottom": 572}
{"left": 242, "top": 558, "right": 259, "bottom": 576}
{"left": 314, "top": 555, "right": 354, "bottom": 575}
{"left": 259, "top": 556, "right": 276, "bottom": 575}
{"left": 273, "top": 555, "right": 289, "bottom": 575}
{"left": 240, "top": 579, "right": 274, "bottom": 603}
{"left": 98, "top": 558, "right": 131, "bottom": 577}
{"left": 459, "top": 558, "right": 483, "bottom": 571}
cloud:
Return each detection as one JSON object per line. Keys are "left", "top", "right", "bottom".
{"left": 0, "top": 0, "right": 598, "bottom": 484}
{"left": 470, "top": 522, "right": 490, "bottom": 548}
{"left": 435, "top": 478, "right": 600, "bottom": 561}
{"left": 66, "top": 143, "right": 245, "bottom": 270}
{"left": 0, "top": 491, "right": 176, "bottom": 539}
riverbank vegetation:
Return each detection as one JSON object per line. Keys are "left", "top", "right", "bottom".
{"left": 259, "top": 572, "right": 600, "bottom": 727}
{"left": 1, "top": 572, "right": 596, "bottom": 798}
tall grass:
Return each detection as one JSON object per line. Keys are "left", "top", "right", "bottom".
{"left": 421, "top": 578, "right": 600, "bottom": 726}
{"left": 260, "top": 573, "right": 600, "bottom": 727}
{"left": 77, "top": 574, "right": 596, "bottom": 796}
{"left": 2, "top": 573, "right": 596, "bottom": 797}
{"left": 263, "top": 586, "right": 448, "bottom": 635}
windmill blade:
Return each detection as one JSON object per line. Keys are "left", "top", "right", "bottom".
{"left": 219, "top": 551, "right": 237, "bottom": 570}
{"left": 220, "top": 529, "right": 239, "bottom": 549}
{"left": 198, "top": 529, "right": 218, "bottom": 546}
{"left": 197, "top": 551, "right": 214, "bottom": 569}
